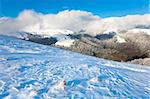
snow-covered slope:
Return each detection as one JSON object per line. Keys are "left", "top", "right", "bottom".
{"left": 5, "top": 30, "right": 75, "bottom": 47}
{"left": 0, "top": 35, "right": 150, "bottom": 98}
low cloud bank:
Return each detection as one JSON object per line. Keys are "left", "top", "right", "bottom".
{"left": 0, "top": 10, "right": 150, "bottom": 36}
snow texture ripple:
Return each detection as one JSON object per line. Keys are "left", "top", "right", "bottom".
{"left": 0, "top": 35, "right": 150, "bottom": 99}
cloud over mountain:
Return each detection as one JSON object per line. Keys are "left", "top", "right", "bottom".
{"left": 0, "top": 10, "right": 149, "bottom": 36}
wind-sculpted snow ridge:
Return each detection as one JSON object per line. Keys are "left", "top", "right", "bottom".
{"left": 0, "top": 35, "right": 150, "bottom": 98}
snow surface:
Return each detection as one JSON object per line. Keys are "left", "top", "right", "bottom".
{"left": 55, "top": 39, "right": 75, "bottom": 47}
{"left": 114, "top": 35, "right": 126, "bottom": 43}
{"left": 22, "top": 29, "right": 74, "bottom": 37}
{"left": 128, "top": 29, "right": 150, "bottom": 35}
{"left": 0, "top": 35, "right": 150, "bottom": 98}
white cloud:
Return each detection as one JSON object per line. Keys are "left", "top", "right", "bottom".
{"left": 0, "top": 10, "right": 150, "bottom": 36}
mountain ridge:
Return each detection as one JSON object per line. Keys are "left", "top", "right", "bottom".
{"left": 6, "top": 28, "right": 150, "bottom": 66}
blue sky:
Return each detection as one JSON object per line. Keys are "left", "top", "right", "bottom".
{"left": 0, "top": 0, "right": 149, "bottom": 18}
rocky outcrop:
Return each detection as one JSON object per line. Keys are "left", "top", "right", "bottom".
{"left": 128, "top": 58, "right": 150, "bottom": 66}
{"left": 27, "top": 33, "right": 58, "bottom": 45}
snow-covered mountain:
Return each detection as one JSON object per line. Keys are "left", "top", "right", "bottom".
{"left": 0, "top": 35, "right": 150, "bottom": 98}
{"left": 2, "top": 27, "right": 149, "bottom": 64}
{"left": 6, "top": 27, "right": 149, "bottom": 47}
{"left": 128, "top": 28, "right": 150, "bottom": 35}
{"left": 3, "top": 29, "right": 76, "bottom": 47}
